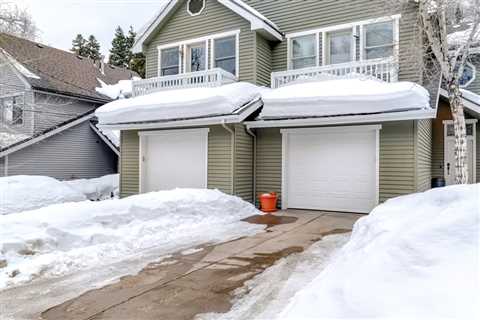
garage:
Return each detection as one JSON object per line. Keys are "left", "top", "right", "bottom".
{"left": 281, "top": 125, "right": 380, "bottom": 213}
{"left": 139, "top": 129, "right": 209, "bottom": 193}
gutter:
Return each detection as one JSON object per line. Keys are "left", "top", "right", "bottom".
{"left": 246, "top": 127, "right": 257, "bottom": 203}
{"left": 222, "top": 120, "right": 235, "bottom": 196}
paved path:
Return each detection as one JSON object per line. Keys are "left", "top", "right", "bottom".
{"left": 42, "top": 210, "right": 362, "bottom": 320}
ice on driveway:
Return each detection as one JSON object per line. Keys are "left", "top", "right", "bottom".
{"left": 0, "top": 189, "right": 263, "bottom": 290}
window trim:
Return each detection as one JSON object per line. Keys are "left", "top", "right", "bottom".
{"left": 324, "top": 28, "right": 355, "bottom": 65}
{"left": 187, "top": 0, "right": 205, "bottom": 17}
{"left": 1, "top": 94, "right": 24, "bottom": 127}
{"left": 459, "top": 62, "right": 476, "bottom": 88}
{"left": 157, "top": 30, "right": 240, "bottom": 78}
{"left": 286, "top": 14, "right": 401, "bottom": 70}
{"left": 288, "top": 34, "right": 319, "bottom": 70}
{"left": 158, "top": 46, "right": 182, "bottom": 76}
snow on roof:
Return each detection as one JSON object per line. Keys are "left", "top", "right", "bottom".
{"left": 448, "top": 24, "right": 480, "bottom": 48}
{"left": 225, "top": 0, "right": 280, "bottom": 31}
{"left": 259, "top": 78, "right": 431, "bottom": 120}
{"left": 95, "top": 77, "right": 140, "bottom": 100}
{"left": 95, "top": 82, "right": 262, "bottom": 125}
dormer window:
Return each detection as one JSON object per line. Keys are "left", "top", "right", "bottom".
{"left": 459, "top": 63, "right": 476, "bottom": 87}
{"left": 187, "top": 0, "right": 205, "bottom": 16}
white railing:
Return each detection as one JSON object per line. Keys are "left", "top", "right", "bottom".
{"left": 132, "top": 68, "right": 237, "bottom": 97}
{"left": 271, "top": 58, "right": 399, "bottom": 88}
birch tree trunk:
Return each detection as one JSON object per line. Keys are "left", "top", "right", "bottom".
{"left": 448, "top": 81, "right": 469, "bottom": 184}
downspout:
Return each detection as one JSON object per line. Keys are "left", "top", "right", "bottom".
{"left": 246, "top": 127, "right": 257, "bottom": 204}
{"left": 222, "top": 120, "right": 235, "bottom": 195}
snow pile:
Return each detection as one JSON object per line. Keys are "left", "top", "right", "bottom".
{"left": 96, "top": 77, "right": 141, "bottom": 100}
{"left": 0, "top": 189, "right": 263, "bottom": 289}
{"left": 95, "top": 82, "right": 262, "bottom": 124}
{"left": 0, "top": 132, "right": 29, "bottom": 148}
{"left": 63, "top": 174, "right": 119, "bottom": 200}
{"left": 0, "top": 176, "right": 86, "bottom": 215}
{"left": 259, "top": 78, "right": 431, "bottom": 119}
{"left": 280, "top": 184, "right": 480, "bottom": 319}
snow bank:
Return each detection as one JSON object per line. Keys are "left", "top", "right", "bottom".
{"left": 63, "top": 174, "right": 119, "bottom": 200}
{"left": 95, "top": 82, "right": 262, "bottom": 124}
{"left": 280, "top": 184, "right": 480, "bottom": 319}
{"left": 0, "top": 189, "right": 262, "bottom": 289}
{"left": 259, "top": 78, "right": 431, "bottom": 119}
{"left": 0, "top": 176, "right": 86, "bottom": 215}
{"left": 96, "top": 77, "right": 140, "bottom": 100}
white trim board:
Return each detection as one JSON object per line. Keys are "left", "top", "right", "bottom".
{"left": 280, "top": 125, "right": 381, "bottom": 213}
{"left": 89, "top": 123, "right": 120, "bottom": 156}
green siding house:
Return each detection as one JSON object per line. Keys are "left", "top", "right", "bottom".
{"left": 99, "top": 0, "right": 480, "bottom": 213}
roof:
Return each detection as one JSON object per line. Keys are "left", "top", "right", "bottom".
{"left": 440, "top": 88, "right": 480, "bottom": 117}
{"left": 133, "top": 0, "right": 283, "bottom": 52}
{"left": 0, "top": 33, "right": 138, "bottom": 102}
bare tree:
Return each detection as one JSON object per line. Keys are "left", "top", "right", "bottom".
{"left": 401, "top": 0, "right": 480, "bottom": 184}
{"left": 0, "top": 1, "right": 38, "bottom": 40}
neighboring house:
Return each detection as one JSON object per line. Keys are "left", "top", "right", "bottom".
{"left": 0, "top": 33, "right": 135, "bottom": 180}
{"left": 99, "top": 0, "right": 478, "bottom": 213}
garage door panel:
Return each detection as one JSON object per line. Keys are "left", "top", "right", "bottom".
{"left": 285, "top": 128, "right": 378, "bottom": 213}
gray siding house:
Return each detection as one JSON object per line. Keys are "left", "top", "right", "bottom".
{"left": 99, "top": 0, "right": 480, "bottom": 213}
{"left": 0, "top": 33, "right": 135, "bottom": 179}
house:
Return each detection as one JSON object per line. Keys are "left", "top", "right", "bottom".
{"left": 0, "top": 33, "right": 136, "bottom": 180}
{"left": 97, "top": 0, "right": 479, "bottom": 213}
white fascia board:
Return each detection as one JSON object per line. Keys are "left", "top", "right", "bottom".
{"left": 280, "top": 124, "right": 382, "bottom": 134}
{"left": 440, "top": 88, "right": 480, "bottom": 117}
{"left": 98, "top": 99, "right": 262, "bottom": 131}
{"left": 246, "top": 109, "right": 436, "bottom": 129}
{"left": 0, "top": 113, "right": 95, "bottom": 157}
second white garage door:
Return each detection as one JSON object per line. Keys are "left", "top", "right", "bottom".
{"left": 282, "top": 126, "right": 380, "bottom": 213}
{"left": 139, "top": 129, "right": 209, "bottom": 193}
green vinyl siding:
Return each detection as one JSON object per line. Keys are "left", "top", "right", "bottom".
{"left": 254, "top": 33, "right": 272, "bottom": 87}
{"left": 234, "top": 124, "right": 254, "bottom": 202}
{"left": 120, "top": 130, "right": 140, "bottom": 197}
{"left": 415, "top": 119, "right": 433, "bottom": 192}
{"left": 144, "top": 0, "right": 255, "bottom": 82}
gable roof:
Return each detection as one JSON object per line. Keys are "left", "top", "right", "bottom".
{"left": 0, "top": 33, "right": 137, "bottom": 102}
{"left": 133, "top": 0, "right": 283, "bottom": 53}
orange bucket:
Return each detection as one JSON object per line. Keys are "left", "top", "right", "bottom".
{"left": 259, "top": 192, "right": 278, "bottom": 213}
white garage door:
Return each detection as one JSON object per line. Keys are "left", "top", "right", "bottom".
{"left": 139, "top": 129, "right": 209, "bottom": 193}
{"left": 282, "top": 126, "right": 380, "bottom": 213}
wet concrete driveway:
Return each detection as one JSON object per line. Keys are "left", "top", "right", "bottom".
{"left": 42, "top": 210, "right": 363, "bottom": 320}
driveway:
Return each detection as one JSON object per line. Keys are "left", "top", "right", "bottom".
{"left": 41, "top": 210, "right": 362, "bottom": 320}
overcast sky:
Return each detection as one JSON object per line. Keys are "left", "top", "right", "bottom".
{"left": 16, "top": 0, "right": 166, "bottom": 57}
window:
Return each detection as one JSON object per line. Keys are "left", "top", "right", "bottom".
{"left": 326, "top": 29, "right": 353, "bottom": 64}
{"left": 446, "top": 123, "right": 474, "bottom": 136}
{"left": 364, "top": 21, "right": 394, "bottom": 59}
{"left": 459, "top": 63, "right": 476, "bottom": 87}
{"left": 187, "top": 0, "right": 205, "bottom": 16}
{"left": 1, "top": 95, "right": 23, "bottom": 126}
{"left": 214, "top": 36, "right": 236, "bottom": 75}
{"left": 187, "top": 42, "right": 207, "bottom": 72}
{"left": 290, "top": 34, "right": 317, "bottom": 69}
{"left": 160, "top": 47, "right": 180, "bottom": 76}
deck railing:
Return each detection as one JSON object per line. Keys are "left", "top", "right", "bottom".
{"left": 271, "top": 58, "right": 399, "bottom": 88}
{"left": 132, "top": 68, "right": 237, "bottom": 97}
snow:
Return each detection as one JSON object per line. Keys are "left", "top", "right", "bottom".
{"left": 0, "top": 132, "right": 29, "bottom": 148}
{"left": 95, "top": 82, "right": 262, "bottom": 125}
{"left": 461, "top": 88, "right": 480, "bottom": 105}
{"left": 279, "top": 184, "right": 480, "bottom": 319}
{"left": 259, "top": 77, "right": 431, "bottom": 119}
{"left": 1, "top": 48, "right": 41, "bottom": 79}
{"left": 448, "top": 24, "right": 480, "bottom": 48}
{"left": 227, "top": 0, "right": 280, "bottom": 30}
{"left": 98, "top": 127, "right": 120, "bottom": 147}
{"left": 0, "top": 176, "right": 86, "bottom": 215}
{"left": 96, "top": 77, "right": 141, "bottom": 100}
{"left": 0, "top": 189, "right": 263, "bottom": 290}
{"left": 63, "top": 174, "right": 119, "bottom": 200}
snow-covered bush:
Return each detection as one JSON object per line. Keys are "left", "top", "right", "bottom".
{"left": 64, "top": 174, "right": 119, "bottom": 200}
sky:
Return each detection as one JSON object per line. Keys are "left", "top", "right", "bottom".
{"left": 15, "top": 0, "right": 167, "bottom": 57}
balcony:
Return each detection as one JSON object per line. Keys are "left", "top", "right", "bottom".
{"left": 271, "top": 58, "right": 399, "bottom": 89}
{"left": 132, "top": 68, "right": 237, "bottom": 97}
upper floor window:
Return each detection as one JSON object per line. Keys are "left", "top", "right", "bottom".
{"left": 160, "top": 47, "right": 180, "bottom": 76}
{"left": 364, "top": 21, "right": 394, "bottom": 59}
{"left": 1, "top": 95, "right": 24, "bottom": 126}
{"left": 187, "top": 42, "right": 207, "bottom": 72}
{"left": 291, "top": 34, "right": 317, "bottom": 69}
{"left": 459, "top": 62, "right": 476, "bottom": 87}
{"left": 214, "top": 36, "right": 237, "bottom": 75}
{"left": 326, "top": 29, "right": 352, "bottom": 64}
{"left": 187, "top": 0, "right": 205, "bottom": 16}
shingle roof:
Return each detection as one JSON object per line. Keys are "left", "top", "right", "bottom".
{"left": 0, "top": 33, "right": 138, "bottom": 101}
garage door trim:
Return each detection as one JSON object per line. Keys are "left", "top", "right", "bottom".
{"left": 280, "top": 125, "right": 381, "bottom": 211}
{"left": 138, "top": 128, "right": 210, "bottom": 193}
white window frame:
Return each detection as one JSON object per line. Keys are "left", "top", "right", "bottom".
{"left": 324, "top": 28, "right": 355, "bottom": 65}
{"left": 1, "top": 94, "right": 24, "bottom": 127}
{"left": 187, "top": 0, "right": 205, "bottom": 16}
{"left": 286, "top": 14, "right": 401, "bottom": 70}
{"left": 287, "top": 33, "right": 319, "bottom": 70}
{"left": 459, "top": 62, "right": 476, "bottom": 88}
{"left": 157, "top": 30, "right": 240, "bottom": 78}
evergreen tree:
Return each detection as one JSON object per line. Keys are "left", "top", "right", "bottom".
{"left": 126, "top": 26, "right": 146, "bottom": 77}
{"left": 71, "top": 34, "right": 87, "bottom": 57}
{"left": 109, "top": 26, "right": 128, "bottom": 67}
{"left": 85, "top": 35, "right": 101, "bottom": 62}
